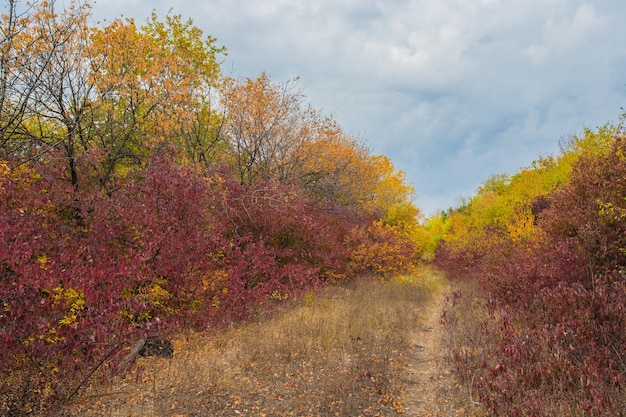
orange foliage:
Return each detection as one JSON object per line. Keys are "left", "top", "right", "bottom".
{"left": 346, "top": 221, "right": 417, "bottom": 277}
{"left": 298, "top": 134, "right": 376, "bottom": 207}
{"left": 220, "top": 73, "right": 317, "bottom": 184}
{"left": 89, "top": 13, "right": 225, "bottom": 185}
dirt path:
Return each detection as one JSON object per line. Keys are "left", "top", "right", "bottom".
{"left": 401, "top": 278, "right": 462, "bottom": 417}
{"left": 64, "top": 271, "right": 469, "bottom": 417}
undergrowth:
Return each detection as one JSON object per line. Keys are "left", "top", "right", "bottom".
{"left": 64, "top": 274, "right": 435, "bottom": 416}
{"left": 441, "top": 277, "right": 626, "bottom": 417}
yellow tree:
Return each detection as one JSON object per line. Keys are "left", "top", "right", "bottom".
{"left": 141, "top": 12, "right": 226, "bottom": 167}
{"left": 369, "top": 155, "right": 419, "bottom": 227}
{"left": 344, "top": 155, "right": 423, "bottom": 274}
{"left": 433, "top": 126, "right": 618, "bottom": 257}
{"left": 89, "top": 12, "right": 225, "bottom": 187}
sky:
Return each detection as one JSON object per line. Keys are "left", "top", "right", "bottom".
{"left": 89, "top": 0, "right": 626, "bottom": 215}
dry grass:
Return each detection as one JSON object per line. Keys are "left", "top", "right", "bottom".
{"left": 64, "top": 272, "right": 443, "bottom": 416}
{"left": 438, "top": 279, "right": 490, "bottom": 417}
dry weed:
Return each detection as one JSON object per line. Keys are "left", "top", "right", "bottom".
{"left": 64, "top": 274, "right": 438, "bottom": 416}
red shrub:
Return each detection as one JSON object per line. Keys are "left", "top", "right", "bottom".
{"left": 0, "top": 151, "right": 364, "bottom": 413}
{"left": 437, "top": 134, "right": 626, "bottom": 416}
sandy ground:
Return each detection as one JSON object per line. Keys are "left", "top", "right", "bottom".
{"left": 401, "top": 283, "right": 465, "bottom": 417}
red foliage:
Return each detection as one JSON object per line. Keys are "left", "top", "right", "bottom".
{"left": 0, "top": 152, "right": 365, "bottom": 413}
{"left": 0, "top": 154, "right": 226, "bottom": 411}
{"left": 209, "top": 176, "right": 355, "bottom": 324}
{"left": 220, "top": 176, "right": 353, "bottom": 284}
{"left": 436, "top": 134, "right": 626, "bottom": 416}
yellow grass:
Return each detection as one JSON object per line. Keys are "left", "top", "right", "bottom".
{"left": 65, "top": 271, "right": 448, "bottom": 416}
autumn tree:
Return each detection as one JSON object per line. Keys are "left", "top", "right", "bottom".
{"left": 0, "top": 0, "right": 47, "bottom": 154}
{"left": 369, "top": 155, "right": 419, "bottom": 228}
{"left": 89, "top": 12, "right": 225, "bottom": 187}
{"left": 220, "top": 73, "right": 322, "bottom": 184}
{"left": 296, "top": 131, "right": 378, "bottom": 208}
{"left": 219, "top": 73, "right": 413, "bottom": 213}
{"left": 0, "top": 0, "right": 96, "bottom": 193}
{"left": 0, "top": 1, "right": 226, "bottom": 193}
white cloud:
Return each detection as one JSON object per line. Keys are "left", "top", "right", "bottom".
{"left": 525, "top": 4, "right": 606, "bottom": 66}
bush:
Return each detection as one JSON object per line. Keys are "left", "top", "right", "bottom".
{"left": 436, "top": 133, "right": 626, "bottom": 416}
{"left": 0, "top": 153, "right": 371, "bottom": 414}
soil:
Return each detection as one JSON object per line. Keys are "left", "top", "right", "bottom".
{"left": 401, "top": 284, "right": 465, "bottom": 417}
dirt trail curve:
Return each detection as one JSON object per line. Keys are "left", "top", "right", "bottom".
{"left": 62, "top": 270, "right": 469, "bottom": 417}
{"left": 401, "top": 277, "right": 463, "bottom": 417}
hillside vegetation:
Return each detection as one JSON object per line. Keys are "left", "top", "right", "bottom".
{"left": 0, "top": 2, "right": 425, "bottom": 414}
{"left": 433, "top": 124, "right": 626, "bottom": 416}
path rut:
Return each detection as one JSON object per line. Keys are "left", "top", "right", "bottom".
{"left": 402, "top": 280, "right": 463, "bottom": 417}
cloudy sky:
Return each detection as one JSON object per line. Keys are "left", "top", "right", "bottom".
{"left": 90, "top": 0, "right": 626, "bottom": 215}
